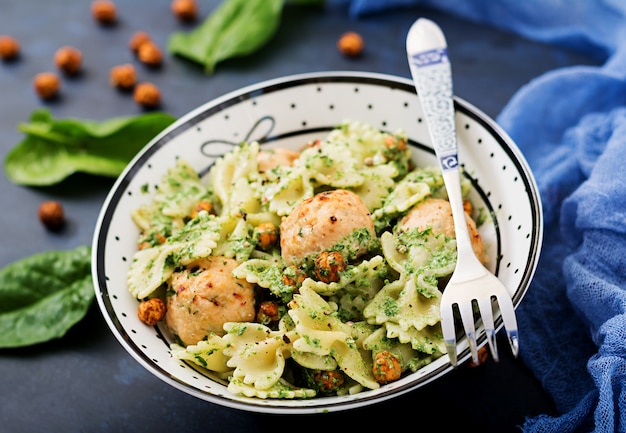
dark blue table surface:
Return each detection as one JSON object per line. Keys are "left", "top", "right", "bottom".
{"left": 0, "top": 2, "right": 600, "bottom": 432}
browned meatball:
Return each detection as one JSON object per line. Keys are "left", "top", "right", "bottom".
{"left": 280, "top": 189, "right": 375, "bottom": 266}
{"left": 399, "top": 197, "right": 485, "bottom": 262}
{"left": 165, "top": 256, "right": 256, "bottom": 345}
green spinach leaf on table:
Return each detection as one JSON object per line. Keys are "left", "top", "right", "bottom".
{"left": 0, "top": 245, "right": 94, "bottom": 348}
{"left": 4, "top": 108, "right": 176, "bottom": 186}
{"left": 168, "top": 0, "right": 323, "bottom": 74}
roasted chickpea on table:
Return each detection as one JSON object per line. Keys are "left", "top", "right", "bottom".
{"left": 109, "top": 64, "right": 137, "bottom": 90}
{"left": 337, "top": 31, "right": 364, "bottom": 57}
{"left": 38, "top": 200, "right": 65, "bottom": 231}
{"left": 0, "top": 35, "right": 20, "bottom": 60}
{"left": 129, "top": 31, "right": 152, "bottom": 54}
{"left": 54, "top": 46, "right": 83, "bottom": 76}
{"left": 91, "top": 0, "right": 117, "bottom": 25}
{"left": 133, "top": 82, "right": 161, "bottom": 108}
{"left": 171, "top": 0, "right": 199, "bottom": 22}
{"left": 33, "top": 72, "right": 61, "bottom": 100}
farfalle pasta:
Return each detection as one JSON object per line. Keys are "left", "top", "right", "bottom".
{"left": 126, "top": 120, "right": 487, "bottom": 399}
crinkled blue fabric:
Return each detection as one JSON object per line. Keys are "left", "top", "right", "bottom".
{"left": 338, "top": 1, "right": 626, "bottom": 431}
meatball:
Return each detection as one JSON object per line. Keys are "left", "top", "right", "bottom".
{"left": 399, "top": 197, "right": 485, "bottom": 262}
{"left": 280, "top": 189, "right": 375, "bottom": 266}
{"left": 257, "top": 147, "right": 300, "bottom": 173}
{"left": 165, "top": 256, "right": 256, "bottom": 345}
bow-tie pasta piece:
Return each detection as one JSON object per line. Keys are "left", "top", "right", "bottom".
{"left": 170, "top": 335, "right": 231, "bottom": 373}
{"left": 372, "top": 166, "right": 444, "bottom": 233}
{"left": 127, "top": 213, "right": 221, "bottom": 299}
{"left": 222, "top": 322, "right": 299, "bottom": 391}
{"left": 289, "top": 286, "right": 380, "bottom": 390}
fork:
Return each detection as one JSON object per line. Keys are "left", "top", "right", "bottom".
{"left": 406, "top": 18, "right": 519, "bottom": 366}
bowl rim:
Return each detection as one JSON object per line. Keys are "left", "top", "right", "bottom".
{"left": 91, "top": 70, "right": 543, "bottom": 414}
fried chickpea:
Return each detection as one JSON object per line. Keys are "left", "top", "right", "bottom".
{"left": 372, "top": 350, "right": 402, "bottom": 384}
{"left": 313, "top": 370, "right": 345, "bottom": 393}
{"left": 256, "top": 301, "right": 281, "bottom": 325}
{"left": 33, "top": 72, "right": 60, "bottom": 100}
{"left": 138, "top": 232, "right": 166, "bottom": 250}
{"left": 91, "top": 0, "right": 117, "bottom": 25}
{"left": 129, "top": 31, "right": 151, "bottom": 53}
{"left": 171, "top": 0, "right": 198, "bottom": 22}
{"left": 190, "top": 200, "right": 214, "bottom": 219}
{"left": 314, "top": 251, "right": 346, "bottom": 283}
{"left": 282, "top": 266, "right": 306, "bottom": 288}
{"left": 137, "top": 298, "right": 166, "bottom": 326}
{"left": 0, "top": 35, "right": 20, "bottom": 61}
{"left": 468, "top": 345, "right": 489, "bottom": 368}
{"left": 54, "top": 46, "right": 82, "bottom": 75}
{"left": 109, "top": 63, "right": 137, "bottom": 90}
{"left": 38, "top": 200, "right": 65, "bottom": 231}
{"left": 133, "top": 82, "right": 161, "bottom": 108}
{"left": 384, "top": 135, "right": 407, "bottom": 151}
{"left": 254, "top": 222, "right": 279, "bottom": 250}
{"left": 137, "top": 41, "right": 163, "bottom": 67}
{"left": 337, "top": 31, "right": 363, "bottom": 57}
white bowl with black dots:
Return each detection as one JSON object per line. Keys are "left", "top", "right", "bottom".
{"left": 92, "top": 71, "right": 543, "bottom": 414}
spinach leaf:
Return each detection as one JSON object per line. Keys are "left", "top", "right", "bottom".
{"left": 4, "top": 109, "right": 176, "bottom": 186}
{"left": 168, "top": 0, "right": 285, "bottom": 73}
{"left": 0, "top": 245, "right": 94, "bottom": 348}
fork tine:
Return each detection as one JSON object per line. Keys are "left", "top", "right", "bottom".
{"left": 440, "top": 304, "right": 458, "bottom": 366}
{"left": 477, "top": 296, "right": 499, "bottom": 362}
{"left": 496, "top": 293, "right": 520, "bottom": 357}
{"left": 458, "top": 301, "right": 479, "bottom": 365}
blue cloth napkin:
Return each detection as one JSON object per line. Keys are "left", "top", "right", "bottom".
{"left": 340, "top": 1, "right": 626, "bottom": 431}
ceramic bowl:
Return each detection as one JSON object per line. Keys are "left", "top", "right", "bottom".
{"left": 92, "top": 71, "right": 543, "bottom": 414}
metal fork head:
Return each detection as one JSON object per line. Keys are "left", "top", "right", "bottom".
{"left": 439, "top": 270, "right": 519, "bottom": 367}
